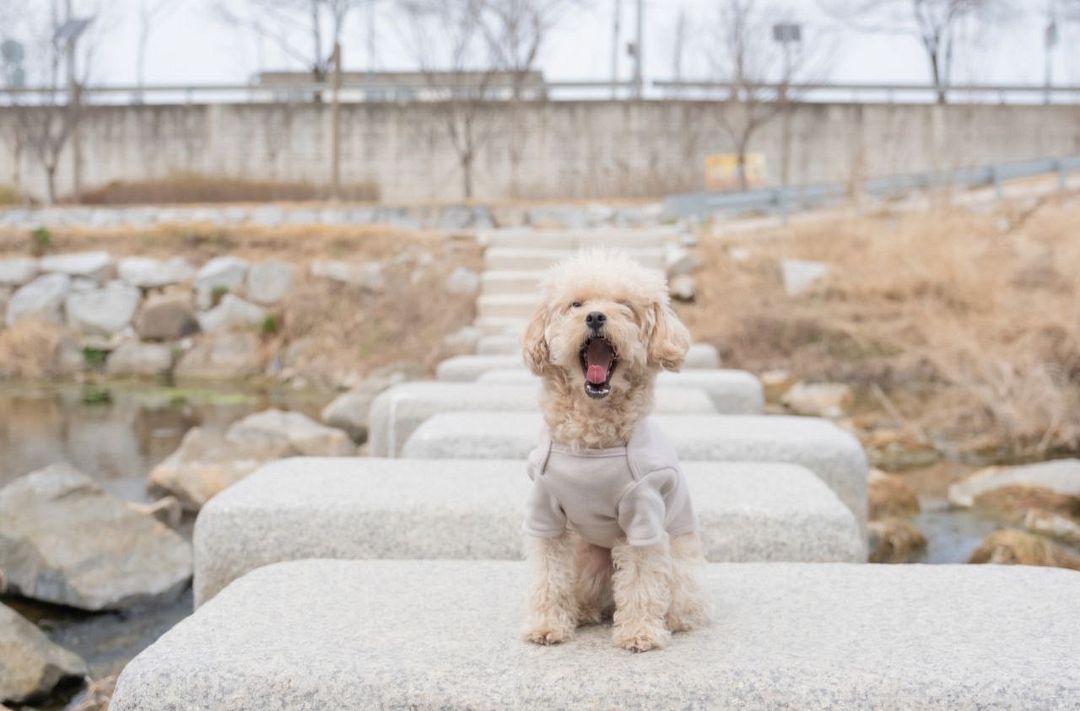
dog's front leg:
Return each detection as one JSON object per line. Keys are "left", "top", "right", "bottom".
{"left": 611, "top": 540, "right": 672, "bottom": 652}
{"left": 667, "top": 532, "right": 712, "bottom": 632}
{"left": 523, "top": 532, "right": 579, "bottom": 645}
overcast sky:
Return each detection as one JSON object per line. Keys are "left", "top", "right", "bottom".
{"left": 10, "top": 0, "right": 1080, "bottom": 88}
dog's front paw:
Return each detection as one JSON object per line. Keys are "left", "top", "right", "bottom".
{"left": 612, "top": 622, "right": 671, "bottom": 653}
{"left": 523, "top": 619, "right": 575, "bottom": 646}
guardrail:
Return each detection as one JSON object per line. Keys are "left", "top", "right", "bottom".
{"left": 2, "top": 80, "right": 1079, "bottom": 106}
{"left": 662, "top": 156, "right": 1080, "bottom": 219}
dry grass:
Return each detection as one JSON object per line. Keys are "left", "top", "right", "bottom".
{"left": 74, "top": 172, "right": 379, "bottom": 205}
{"left": 681, "top": 198, "right": 1080, "bottom": 460}
{"left": 0, "top": 320, "right": 62, "bottom": 379}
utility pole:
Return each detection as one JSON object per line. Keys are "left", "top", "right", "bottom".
{"left": 1045, "top": 0, "right": 1058, "bottom": 105}
{"left": 633, "top": 0, "right": 643, "bottom": 99}
{"left": 611, "top": 0, "right": 621, "bottom": 99}
{"left": 330, "top": 42, "right": 342, "bottom": 200}
{"left": 65, "top": 0, "right": 81, "bottom": 204}
{"left": 672, "top": 8, "right": 686, "bottom": 86}
{"left": 772, "top": 23, "right": 801, "bottom": 192}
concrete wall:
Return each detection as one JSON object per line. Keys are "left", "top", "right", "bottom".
{"left": 2, "top": 100, "right": 1078, "bottom": 203}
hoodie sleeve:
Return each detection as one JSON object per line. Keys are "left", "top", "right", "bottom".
{"left": 523, "top": 477, "right": 567, "bottom": 538}
{"left": 616, "top": 469, "right": 678, "bottom": 547}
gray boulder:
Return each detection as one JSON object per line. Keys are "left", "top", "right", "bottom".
{"left": 174, "top": 332, "right": 263, "bottom": 379}
{"left": 781, "top": 259, "right": 830, "bottom": 296}
{"left": 310, "top": 260, "right": 385, "bottom": 293}
{"left": 445, "top": 266, "right": 480, "bottom": 295}
{"left": 194, "top": 256, "right": 248, "bottom": 299}
{"left": 948, "top": 459, "right": 1080, "bottom": 508}
{"left": 0, "top": 464, "right": 192, "bottom": 610}
{"left": 118, "top": 257, "right": 195, "bottom": 288}
{"left": 226, "top": 409, "right": 355, "bottom": 457}
{"left": 246, "top": 261, "right": 294, "bottom": 305}
{"left": 0, "top": 602, "right": 87, "bottom": 705}
{"left": 197, "top": 295, "right": 266, "bottom": 333}
{"left": 670, "top": 274, "right": 697, "bottom": 302}
{"left": 106, "top": 341, "right": 174, "bottom": 377}
{"left": 135, "top": 292, "right": 199, "bottom": 341}
{"left": 64, "top": 282, "right": 141, "bottom": 335}
{"left": 148, "top": 428, "right": 292, "bottom": 511}
{"left": 320, "top": 373, "right": 408, "bottom": 441}
{"left": 0, "top": 257, "right": 38, "bottom": 287}
{"left": 39, "top": 251, "right": 113, "bottom": 283}
{"left": 5, "top": 273, "right": 71, "bottom": 326}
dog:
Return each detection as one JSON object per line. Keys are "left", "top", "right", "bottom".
{"left": 519, "top": 248, "right": 711, "bottom": 653}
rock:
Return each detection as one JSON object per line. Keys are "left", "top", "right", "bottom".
{"left": 5, "top": 273, "right": 70, "bottom": 326}
{"left": 669, "top": 274, "right": 697, "bottom": 302}
{"left": 135, "top": 292, "right": 199, "bottom": 341}
{"left": 118, "top": 257, "right": 195, "bottom": 288}
{"left": 64, "top": 282, "right": 141, "bottom": 335}
{"left": 111, "top": 560, "right": 1080, "bottom": 710}
{"left": 781, "top": 381, "right": 853, "bottom": 418}
{"left": 226, "top": 409, "right": 355, "bottom": 457}
{"left": 441, "top": 325, "right": 483, "bottom": 356}
{"left": 866, "top": 429, "right": 941, "bottom": 470}
{"left": 781, "top": 258, "right": 829, "bottom": 296}
{"left": 197, "top": 295, "right": 266, "bottom": 333}
{"left": 246, "top": 261, "right": 294, "bottom": 305}
{"left": 148, "top": 428, "right": 291, "bottom": 511}
{"left": 174, "top": 332, "right": 263, "bottom": 379}
{"left": 969, "top": 529, "right": 1080, "bottom": 570}
{"left": 40, "top": 251, "right": 113, "bottom": 282}
{"left": 1024, "top": 509, "right": 1080, "bottom": 549}
{"left": 665, "top": 244, "right": 701, "bottom": 277}
{"left": 320, "top": 372, "right": 407, "bottom": 441}
{"left": 948, "top": 460, "right": 1080, "bottom": 508}
{"left": 0, "top": 257, "right": 38, "bottom": 287}
{"left": 127, "top": 496, "right": 183, "bottom": 529}
{"left": 194, "top": 256, "right": 248, "bottom": 297}
{"left": 971, "top": 485, "right": 1080, "bottom": 523}
{"left": 0, "top": 602, "right": 87, "bottom": 704}
{"left": 867, "top": 517, "right": 927, "bottom": 563}
{"left": 106, "top": 341, "right": 174, "bottom": 377}
{"left": 868, "top": 469, "right": 921, "bottom": 520}
{"left": 310, "top": 260, "right": 385, "bottom": 293}
{"left": 729, "top": 247, "right": 751, "bottom": 262}
{"left": 193, "top": 458, "right": 862, "bottom": 605}
{"left": 445, "top": 266, "right": 480, "bottom": 295}
{"left": 760, "top": 369, "right": 797, "bottom": 403}
{"left": 0, "top": 464, "right": 192, "bottom": 610}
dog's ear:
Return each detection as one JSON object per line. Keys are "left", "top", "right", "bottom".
{"left": 521, "top": 303, "right": 551, "bottom": 376}
{"left": 647, "top": 300, "right": 691, "bottom": 372}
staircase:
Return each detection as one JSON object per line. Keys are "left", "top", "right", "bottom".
{"left": 110, "top": 228, "right": 1080, "bottom": 709}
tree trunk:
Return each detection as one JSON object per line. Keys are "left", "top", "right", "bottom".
{"left": 462, "top": 150, "right": 475, "bottom": 200}
{"left": 45, "top": 163, "right": 58, "bottom": 205}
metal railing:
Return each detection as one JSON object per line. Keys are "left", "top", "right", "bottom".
{"left": 662, "top": 156, "right": 1080, "bottom": 219}
{"left": 2, "top": 79, "right": 1080, "bottom": 106}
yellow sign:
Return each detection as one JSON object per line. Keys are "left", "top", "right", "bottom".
{"left": 705, "top": 153, "right": 767, "bottom": 190}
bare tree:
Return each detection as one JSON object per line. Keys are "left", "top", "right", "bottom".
{"left": 214, "top": 0, "right": 365, "bottom": 83}
{"left": 401, "top": 0, "right": 499, "bottom": 200}
{"left": 706, "top": 0, "right": 825, "bottom": 190}
{"left": 135, "top": 0, "right": 179, "bottom": 101}
{"left": 819, "top": 0, "right": 1013, "bottom": 104}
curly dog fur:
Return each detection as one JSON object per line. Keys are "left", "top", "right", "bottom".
{"left": 520, "top": 249, "right": 711, "bottom": 652}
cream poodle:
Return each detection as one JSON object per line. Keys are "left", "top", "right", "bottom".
{"left": 520, "top": 248, "right": 711, "bottom": 653}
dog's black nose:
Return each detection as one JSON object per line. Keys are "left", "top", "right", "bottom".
{"left": 586, "top": 311, "right": 607, "bottom": 330}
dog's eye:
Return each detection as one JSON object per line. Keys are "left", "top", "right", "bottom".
{"left": 570, "top": 301, "right": 582, "bottom": 309}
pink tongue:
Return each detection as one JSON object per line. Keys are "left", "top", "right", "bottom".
{"left": 587, "top": 364, "right": 607, "bottom": 385}
{"left": 585, "top": 339, "right": 614, "bottom": 385}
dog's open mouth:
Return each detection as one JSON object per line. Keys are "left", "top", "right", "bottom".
{"left": 580, "top": 336, "right": 617, "bottom": 399}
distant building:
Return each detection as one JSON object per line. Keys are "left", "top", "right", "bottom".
{"left": 254, "top": 70, "right": 547, "bottom": 102}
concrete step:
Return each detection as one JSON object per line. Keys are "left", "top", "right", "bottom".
{"left": 476, "top": 334, "right": 520, "bottom": 355}
{"left": 473, "top": 316, "right": 526, "bottom": 336}
{"left": 473, "top": 367, "right": 761, "bottom": 412}
{"left": 402, "top": 413, "right": 867, "bottom": 528}
{"left": 478, "top": 227, "right": 680, "bottom": 250}
{"left": 480, "top": 269, "right": 544, "bottom": 296}
{"left": 438, "top": 350, "right": 736, "bottom": 381}
{"left": 485, "top": 247, "right": 666, "bottom": 271}
{"left": 368, "top": 382, "right": 721, "bottom": 457}
{"left": 436, "top": 354, "right": 524, "bottom": 380}
{"left": 192, "top": 458, "right": 864, "bottom": 605}
{"left": 477, "top": 293, "right": 539, "bottom": 320}
{"left": 113, "top": 560, "right": 1080, "bottom": 710}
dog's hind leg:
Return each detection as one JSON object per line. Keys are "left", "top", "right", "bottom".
{"left": 523, "top": 532, "right": 580, "bottom": 645}
{"left": 574, "top": 539, "right": 613, "bottom": 626}
{"left": 667, "top": 532, "right": 712, "bottom": 632}
{"left": 611, "top": 539, "right": 672, "bottom": 652}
